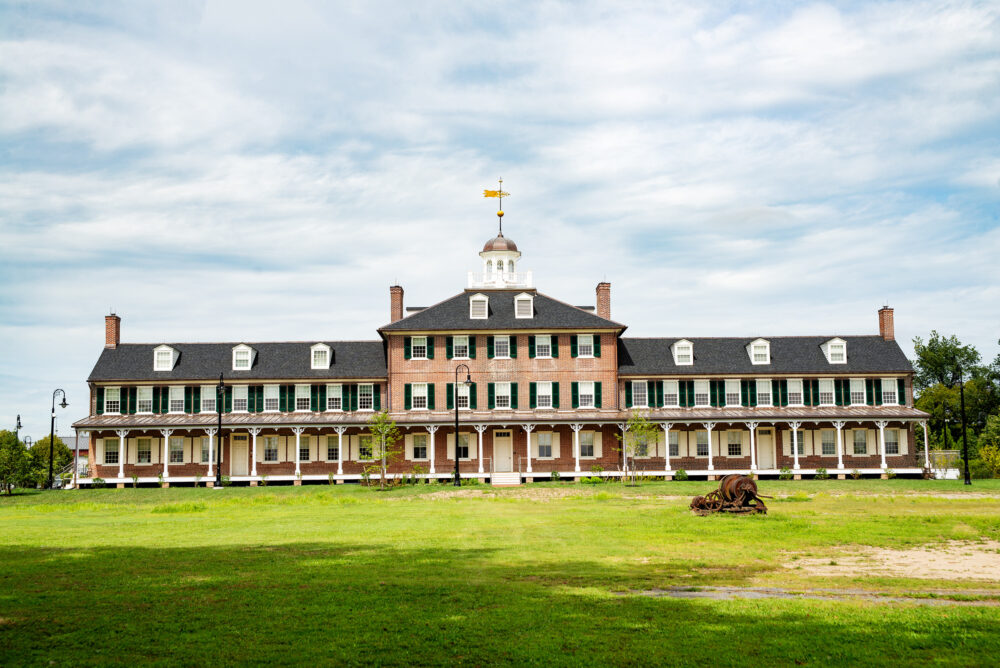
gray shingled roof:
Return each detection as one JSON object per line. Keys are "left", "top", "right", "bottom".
{"left": 617, "top": 336, "right": 912, "bottom": 375}
{"left": 380, "top": 290, "right": 624, "bottom": 332}
{"left": 88, "top": 341, "right": 387, "bottom": 382}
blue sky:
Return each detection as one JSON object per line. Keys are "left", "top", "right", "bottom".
{"left": 1, "top": 1, "right": 998, "bottom": 439}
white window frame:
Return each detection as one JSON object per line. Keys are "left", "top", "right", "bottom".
{"left": 756, "top": 379, "right": 772, "bottom": 407}
{"left": 515, "top": 294, "right": 534, "bottom": 319}
{"left": 412, "top": 383, "right": 428, "bottom": 410}
{"left": 311, "top": 343, "right": 331, "bottom": 370}
{"left": 664, "top": 380, "right": 679, "bottom": 407}
{"left": 358, "top": 384, "right": 374, "bottom": 411}
{"left": 232, "top": 345, "right": 253, "bottom": 371}
{"left": 748, "top": 339, "right": 770, "bottom": 365}
{"left": 694, "top": 380, "right": 709, "bottom": 407}
{"left": 535, "top": 335, "right": 552, "bottom": 359}
{"left": 264, "top": 384, "right": 280, "bottom": 412}
{"left": 725, "top": 379, "right": 740, "bottom": 407}
{"left": 137, "top": 437, "right": 152, "bottom": 464}
{"left": 295, "top": 384, "right": 311, "bottom": 412}
{"left": 200, "top": 385, "right": 216, "bottom": 413}
{"left": 494, "top": 335, "right": 511, "bottom": 359}
{"left": 233, "top": 385, "right": 249, "bottom": 413}
{"left": 787, "top": 379, "right": 804, "bottom": 407}
{"left": 577, "top": 334, "right": 594, "bottom": 358}
{"left": 578, "top": 381, "right": 595, "bottom": 409}
{"left": 536, "top": 381, "right": 552, "bottom": 409}
{"left": 168, "top": 386, "right": 184, "bottom": 414}
{"left": 453, "top": 335, "right": 469, "bottom": 359}
{"left": 411, "top": 336, "right": 428, "bottom": 360}
{"left": 632, "top": 381, "right": 648, "bottom": 408}
{"left": 672, "top": 340, "right": 693, "bottom": 366}
{"left": 819, "top": 378, "right": 835, "bottom": 406}
{"left": 537, "top": 432, "right": 553, "bottom": 459}
{"left": 881, "top": 378, "right": 898, "bottom": 405}
{"left": 469, "top": 294, "right": 488, "bottom": 319}
{"left": 104, "top": 386, "right": 121, "bottom": 414}
{"left": 850, "top": 378, "right": 866, "bottom": 406}
{"left": 494, "top": 382, "right": 511, "bottom": 409}
{"left": 327, "top": 384, "right": 342, "bottom": 411}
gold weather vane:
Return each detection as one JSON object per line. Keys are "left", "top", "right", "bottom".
{"left": 483, "top": 178, "right": 509, "bottom": 235}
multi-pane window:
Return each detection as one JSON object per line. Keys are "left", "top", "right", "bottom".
{"left": 201, "top": 437, "right": 211, "bottom": 463}
{"left": 169, "top": 386, "right": 184, "bottom": 413}
{"left": 495, "top": 382, "right": 511, "bottom": 409}
{"left": 821, "top": 430, "right": 836, "bottom": 456}
{"left": 470, "top": 297, "right": 488, "bottom": 319}
{"left": 412, "top": 336, "right": 428, "bottom": 359}
{"left": 137, "top": 386, "right": 153, "bottom": 413}
{"left": 200, "top": 385, "right": 216, "bottom": 413}
{"left": 263, "top": 436, "right": 278, "bottom": 462}
{"left": 580, "top": 432, "right": 595, "bottom": 457}
{"left": 104, "top": 387, "right": 121, "bottom": 414}
{"left": 413, "top": 434, "right": 427, "bottom": 459}
{"left": 633, "top": 381, "right": 648, "bottom": 407}
{"left": 668, "top": 431, "right": 679, "bottom": 457}
{"left": 453, "top": 336, "right": 469, "bottom": 358}
{"left": 829, "top": 343, "right": 846, "bottom": 363}
{"left": 457, "top": 434, "right": 470, "bottom": 459}
{"left": 170, "top": 437, "right": 184, "bottom": 463}
{"left": 664, "top": 380, "right": 679, "bottom": 407}
{"left": 137, "top": 438, "right": 151, "bottom": 463}
{"left": 853, "top": 430, "right": 867, "bottom": 455}
{"left": 793, "top": 430, "right": 805, "bottom": 455}
{"left": 233, "top": 386, "right": 248, "bottom": 412}
{"left": 882, "top": 379, "right": 898, "bottom": 405}
{"left": 295, "top": 385, "right": 311, "bottom": 411}
{"left": 850, "top": 379, "right": 866, "bottom": 405}
{"left": 694, "top": 380, "right": 709, "bottom": 407}
{"left": 327, "top": 384, "right": 342, "bottom": 410}
{"left": 326, "top": 436, "right": 339, "bottom": 461}
{"left": 727, "top": 431, "right": 742, "bottom": 456}
{"left": 412, "top": 383, "right": 428, "bottom": 409}
{"left": 538, "top": 432, "right": 552, "bottom": 458}
{"left": 312, "top": 348, "right": 328, "bottom": 368}
{"left": 819, "top": 379, "right": 835, "bottom": 405}
{"left": 515, "top": 297, "right": 533, "bottom": 318}
{"left": 696, "top": 431, "right": 709, "bottom": 457}
{"left": 494, "top": 335, "right": 510, "bottom": 358}
{"left": 233, "top": 349, "right": 250, "bottom": 370}
{"left": 752, "top": 344, "right": 769, "bottom": 363}
{"left": 756, "top": 379, "right": 772, "bottom": 407}
{"left": 535, "top": 381, "right": 552, "bottom": 409}
{"left": 104, "top": 438, "right": 119, "bottom": 464}
{"left": 787, "top": 379, "right": 803, "bottom": 406}
{"left": 155, "top": 350, "right": 172, "bottom": 370}
{"left": 535, "top": 335, "right": 551, "bottom": 358}
{"left": 359, "top": 436, "right": 373, "bottom": 460}
{"left": 299, "top": 436, "right": 310, "bottom": 462}
{"left": 674, "top": 343, "right": 692, "bottom": 365}
{"left": 359, "top": 384, "right": 374, "bottom": 411}
{"left": 725, "top": 380, "right": 740, "bottom": 407}
{"left": 264, "top": 385, "right": 279, "bottom": 411}
{"left": 885, "top": 429, "right": 899, "bottom": 455}
{"left": 578, "top": 382, "right": 595, "bottom": 409}
{"left": 578, "top": 335, "right": 594, "bottom": 357}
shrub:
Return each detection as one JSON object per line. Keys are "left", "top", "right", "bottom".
{"left": 815, "top": 468, "right": 829, "bottom": 480}
{"left": 779, "top": 467, "right": 793, "bottom": 480}
{"left": 550, "top": 471, "right": 561, "bottom": 482}
{"left": 92, "top": 477, "right": 106, "bottom": 488}
{"left": 851, "top": 469, "right": 862, "bottom": 480}
{"left": 673, "top": 469, "right": 688, "bottom": 481}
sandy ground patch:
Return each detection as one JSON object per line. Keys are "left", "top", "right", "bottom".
{"left": 788, "top": 540, "right": 1000, "bottom": 581}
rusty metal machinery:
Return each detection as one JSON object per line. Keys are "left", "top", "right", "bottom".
{"left": 690, "top": 474, "right": 769, "bottom": 515}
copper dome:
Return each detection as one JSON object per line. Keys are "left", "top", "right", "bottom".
{"left": 482, "top": 234, "right": 518, "bottom": 253}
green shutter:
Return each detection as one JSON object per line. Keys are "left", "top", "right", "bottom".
{"left": 897, "top": 379, "right": 906, "bottom": 405}
{"left": 404, "top": 384, "right": 412, "bottom": 410}
{"left": 129, "top": 387, "right": 138, "bottom": 415}
{"left": 625, "top": 382, "right": 633, "bottom": 408}
{"left": 446, "top": 336, "right": 453, "bottom": 360}
{"left": 351, "top": 384, "right": 358, "bottom": 411}
{"left": 528, "top": 335, "right": 536, "bottom": 358}
{"left": 487, "top": 336, "right": 495, "bottom": 359}
{"left": 552, "top": 382, "right": 560, "bottom": 409}
{"left": 96, "top": 387, "right": 105, "bottom": 415}
{"left": 529, "top": 382, "right": 537, "bottom": 409}
{"left": 594, "top": 335, "right": 601, "bottom": 358}
{"left": 224, "top": 387, "right": 233, "bottom": 413}
{"left": 552, "top": 336, "right": 559, "bottom": 358}
{"left": 447, "top": 383, "right": 454, "bottom": 410}
{"left": 509, "top": 336, "right": 517, "bottom": 358}
{"left": 373, "top": 385, "right": 381, "bottom": 411}
{"left": 488, "top": 383, "right": 495, "bottom": 409}
{"left": 595, "top": 382, "right": 602, "bottom": 408}
{"left": 469, "top": 382, "right": 477, "bottom": 409}
{"left": 427, "top": 384, "right": 435, "bottom": 410}
{"left": 510, "top": 383, "right": 518, "bottom": 409}
{"left": 426, "top": 336, "right": 435, "bottom": 360}
{"left": 570, "top": 335, "right": 578, "bottom": 358}
{"left": 311, "top": 385, "right": 319, "bottom": 412}
{"left": 572, "top": 382, "right": 579, "bottom": 409}
{"left": 404, "top": 337, "right": 412, "bottom": 360}
{"left": 469, "top": 336, "right": 476, "bottom": 359}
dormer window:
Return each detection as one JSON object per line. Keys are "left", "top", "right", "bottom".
{"left": 747, "top": 339, "right": 770, "bottom": 365}
{"left": 232, "top": 345, "right": 254, "bottom": 371}
{"left": 822, "top": 338, "right": 847, "bottom": 364}
{"left": 515, "top": 293, "right": 533, "bottom": 319}
{"left": 153, "top": 345, "right": 176, "bottom": 371}
{"left": 470, "top": 294, "right": 488, "bottom": 319}
{"left": 672, "top": 340, "right": 693, "bottom": 366}
{"left": 311, "top": 343, "right": 331, "bottom": 370}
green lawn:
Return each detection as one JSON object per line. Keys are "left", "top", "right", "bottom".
{"left": 2, "top": 480, "right": 1000, "bottom": 666}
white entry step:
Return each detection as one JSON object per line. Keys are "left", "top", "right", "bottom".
{"left": 491, "top": 471, "right": 522, "bottom": 486}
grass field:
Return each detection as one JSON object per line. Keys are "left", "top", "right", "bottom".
{"left": 3, "top": 479, "right": 1000, "bottom": 666}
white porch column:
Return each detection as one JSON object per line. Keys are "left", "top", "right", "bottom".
{"left": 334, "top": 426, "right": 347, "bottom": 475}
{"left": 703, "top": 422, "right": 716, "bottom": 471}
{"left": 205, "top": 428, "right": 218, "bottom": 477}
{"left": 522, "top": 424, "right": 535, "bottom": 473}
{"left": 661, "top": 422, "right": 674, "bottom": 472}
{"left": 745, "top": 421, "right": 759, "bottom": 471}
{"left": 788, "top": 421, "right": 802, "bottom": 469}
{"left": 160, "top": 429, "right": 173, "bottom": 478}
{"left": 832, "top": 421, "right": 846, "bottom": 470}
{"left": 292, "top": 427, "right": 305, "bottom": 476}
{"left": 475, "top": 424, "right": 487, "bottom": 473}
{"left": 116, "top": 429, "right": 128, "bottom": 479}
{"left": 248, "top": 427, "right": 262, "bottom": 477}
{"left": 876, "top": 420, "right": 888, "bottom": 470}
{"left": 921, "top": 421, "right": 930, "bottom": 469}
{"left": 427, "top": 425, "right": 439, "bottom": 474}
{"left": 570, "top": 423, "right": 583, "bottom": 472}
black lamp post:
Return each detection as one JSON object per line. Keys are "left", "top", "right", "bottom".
{"left": 453, "top": 364, "right": 471, "bottom": 487}
{"left": 216, "top": 373, "right": 224, "bottom": 488}
{"left": 49, "top": 389, "right": 67, "bottom": 489}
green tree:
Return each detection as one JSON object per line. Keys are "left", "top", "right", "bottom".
{"left": 29, "top": 435, "right": 72, "bottom": 484}
{"left": 616, "top": 411, "right": 660, "bottom": 486}
{"left": 912, "top": 331, "right": 981, "bottom": 391}
{"left": 0, "top": 430, "right": 35, "bottom": 494}
{"left": 365, "top": 411, "right": 401, "bottom": 490}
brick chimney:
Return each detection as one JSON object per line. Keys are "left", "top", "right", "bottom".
{"left": 105, "top": 313, "right": 121, "bottom": 348}
{"left": 878, "top": 305, "right": 894, "bottom": 341}
{"left": 390, "top": 285, "right": 404, "bottom": 323}
{"left": 596, "top": 282, "right": 611, "bottom": 320}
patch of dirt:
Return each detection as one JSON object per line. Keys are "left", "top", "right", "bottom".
{"left": 624, "top": 586, "right": 1000, "bottom": 606}
{"left": 788, "top": 540, "right": 1000, "bottom": 581}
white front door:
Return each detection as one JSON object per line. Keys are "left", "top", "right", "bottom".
{"left": 757, "top": 429, "right": 775, "bottom": 469}
{"left": 493, "top": 430, "right": 513, "bottom": 472}
{"left": 231, "top": 437, "right": 248, "bottom": 476}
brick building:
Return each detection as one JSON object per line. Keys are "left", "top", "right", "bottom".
{"left": 73, "top": 229, "right": 930, "bottom": 486}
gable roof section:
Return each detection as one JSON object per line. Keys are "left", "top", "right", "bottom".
{"left": 617, "top": 336, "right": 912, "bottom": 375}
{"left": 88, "top": 341, "right": 387, "bottom": 382}
{"left": 380, "top": 290, "right": 624, "bottom": 332}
